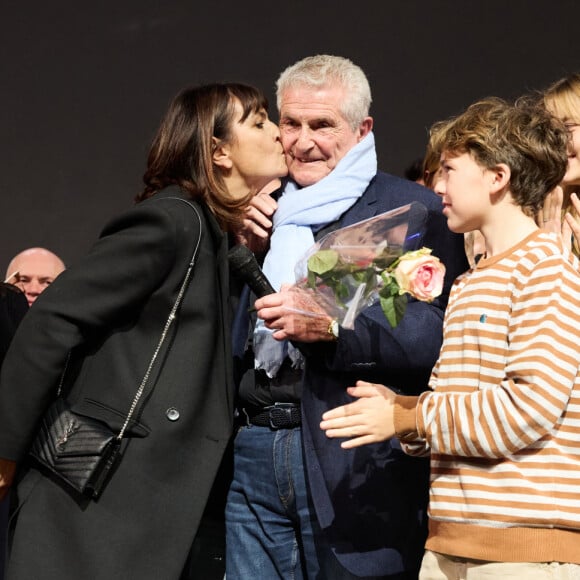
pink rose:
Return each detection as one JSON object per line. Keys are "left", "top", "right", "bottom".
{"left": 394, "top": 249, "right": 445, "bottom": 302}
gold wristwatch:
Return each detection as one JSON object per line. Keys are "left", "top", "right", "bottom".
{"left": 327, "top": 318, "right": 339, "bottom": 340}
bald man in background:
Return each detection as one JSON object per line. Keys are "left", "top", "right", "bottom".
{"left": 1, "top": 248, "right": 64, "bottom": 579}
{"left": 5, "top": 248, "right": 65, "bottom": 307}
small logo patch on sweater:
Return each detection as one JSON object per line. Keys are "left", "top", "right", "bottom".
{"left": 480, "top": 314, "right": 487, "bottom": 323}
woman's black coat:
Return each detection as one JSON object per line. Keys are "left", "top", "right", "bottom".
{"left": 0, "top": 284, "right": 27, "bottom": 364}
{"left": 0, "top": 189, "right": 235, "bottom": 579}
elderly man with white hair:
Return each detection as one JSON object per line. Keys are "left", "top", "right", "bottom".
{"left": 227, "top": 54, "right": 469, "bottom": 580}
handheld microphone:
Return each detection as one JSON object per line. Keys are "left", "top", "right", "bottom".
{"left": 228, "top": 245, "right": 276, "bottom": 297}
{"left": 229, "top": 245, "right": 311, "bottom": 356}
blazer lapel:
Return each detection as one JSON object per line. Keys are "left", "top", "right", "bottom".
{"left": 340, "top": 176, "right": 379, "bottom": 227}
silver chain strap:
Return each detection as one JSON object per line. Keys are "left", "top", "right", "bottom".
{"left": 56, "top": 197, "right": 203, "bottom": 441}
{"left": 117, "top": 199, "right": 202, "bottom": 439}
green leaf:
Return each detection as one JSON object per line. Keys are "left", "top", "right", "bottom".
{"left": 379, "top": 274, "right": 399, "bottom": 297}
{"left": 379, "top": 284, "right": 394, "bottom": 299}
{"left": 393, "top": 294, "right": 408, "bottom": 326}
{"left": 307, "top": 270, "right": 317, "bottom": 288}
{"left": 352, "top": 267, "right": 375, "bottom": 284}
{"left": 380, "top": 293, "right": 408, "bottom": 327}
{"left": 380, "top": 296, "right": 396, "bottom": 327}
{"left": 380, "top": 270, "right": 394, "bottom": 286}
{"left": 336, "top": 281, "right": 349, "bottom": 300}
{"left": 307, "top": 250, "right": 339, "bottom": 275}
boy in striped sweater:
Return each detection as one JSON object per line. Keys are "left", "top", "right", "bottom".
{"left": 320, "top": 97, "right": 580, "bottom": 579}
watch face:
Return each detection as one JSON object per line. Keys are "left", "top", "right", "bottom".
{"left": 327, "top": 318, "right": 339, "bottom": 339}
{"left": 331, "top": 319, "right": 339, "bottom": 338}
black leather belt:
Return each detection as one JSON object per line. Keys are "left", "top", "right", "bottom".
{"left": 241, "top": 403, "right": 301, "bottom": 429}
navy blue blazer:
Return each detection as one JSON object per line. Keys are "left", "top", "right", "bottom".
{"left": 300, "top": 171, "right": 469, "bottom": 577}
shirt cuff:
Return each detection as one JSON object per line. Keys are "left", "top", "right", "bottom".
{"left": 394, "top": 395, "right": 420, "bottom": 439}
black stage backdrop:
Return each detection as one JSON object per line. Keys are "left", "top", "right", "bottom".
{"left": 1, "top": 0, "right": 578, "bottom": 268}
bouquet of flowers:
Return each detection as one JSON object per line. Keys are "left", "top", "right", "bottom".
{"left": 291, "top": 202, "right": 446, "bottom": 329}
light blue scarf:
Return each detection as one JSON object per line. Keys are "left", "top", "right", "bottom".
{"left": 254, "top": 132, "right": 377, "bottom": 377}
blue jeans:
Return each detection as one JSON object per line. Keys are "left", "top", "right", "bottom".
{"left": 225, "top": 425, "right": 320, "bottom": 580}
{"left": 225, "top": 425, "right": 411, "bottom": 580}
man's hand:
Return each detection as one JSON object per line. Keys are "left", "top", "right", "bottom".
{"left": 255, "top": 286, "right": 335, "bottom": 343}
{"left": 319, "top": 381, "right": 397, "bottom": 448}
{"left": 0, "top": 458, "right": 17, "bottom": 501}
{"left": 233, "top": 180, "right": 279, "bottom": 256}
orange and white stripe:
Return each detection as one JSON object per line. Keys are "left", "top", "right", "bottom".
{"left": 408, "top": 230, "right": 580, "bottom": 563}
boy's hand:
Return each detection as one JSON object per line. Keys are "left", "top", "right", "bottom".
{"left": 320, "top": 381, "right": 397, "bottom": 448}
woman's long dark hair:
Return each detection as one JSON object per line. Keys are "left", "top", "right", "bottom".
{"left": 136, "top": 83, "right": 268, "bottom": 230}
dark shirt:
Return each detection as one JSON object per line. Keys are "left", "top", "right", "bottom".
{"left": 235, "top": 212, "right": 342, "bottom": 409}
{"left": 238, "top": 356, "right": 302, "bottom": 408}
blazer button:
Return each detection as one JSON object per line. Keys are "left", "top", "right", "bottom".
{"left": 166, "top": 407, "right": 180, "bottom": 421}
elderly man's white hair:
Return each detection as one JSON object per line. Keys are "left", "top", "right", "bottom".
{"left": 276, "top": 54, "right": 372, "bottom": 131}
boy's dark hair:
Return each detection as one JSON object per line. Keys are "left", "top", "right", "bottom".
{"left": 423, "top": 120, "right": 451, "bottom": 188}
{"left": 434, "top": 96, "right": 569, "bottom": 214}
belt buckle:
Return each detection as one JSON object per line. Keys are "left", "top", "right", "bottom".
{"left": 267, "top": 402, "right": 294, "bottom": 429}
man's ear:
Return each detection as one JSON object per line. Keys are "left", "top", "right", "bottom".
{"left": 489, "top": 163, "right": 511, "bottom": 193}
{"left": 357, "top": 117, "right": 373, "bottom": 141}
{"left": 212, "top": 137, "right": 232, "bottom": 170}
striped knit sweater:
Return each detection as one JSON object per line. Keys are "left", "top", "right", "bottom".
{"left": 394, "top": 229, "right": 580, "bottom": 564}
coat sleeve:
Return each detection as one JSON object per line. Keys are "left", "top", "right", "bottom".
{"left": 0, "top": 201, "right": 180, "bottom": 461}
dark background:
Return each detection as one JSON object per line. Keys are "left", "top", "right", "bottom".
{"left": 1, "top": 0, "right": 578, "bottom": 268}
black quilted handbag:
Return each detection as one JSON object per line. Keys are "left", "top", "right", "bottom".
{"left": 29, "top": 398, "right": 122, "bottom": 498}
{"left": 29, "top": 198, "right": 202, "bottom": 499}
